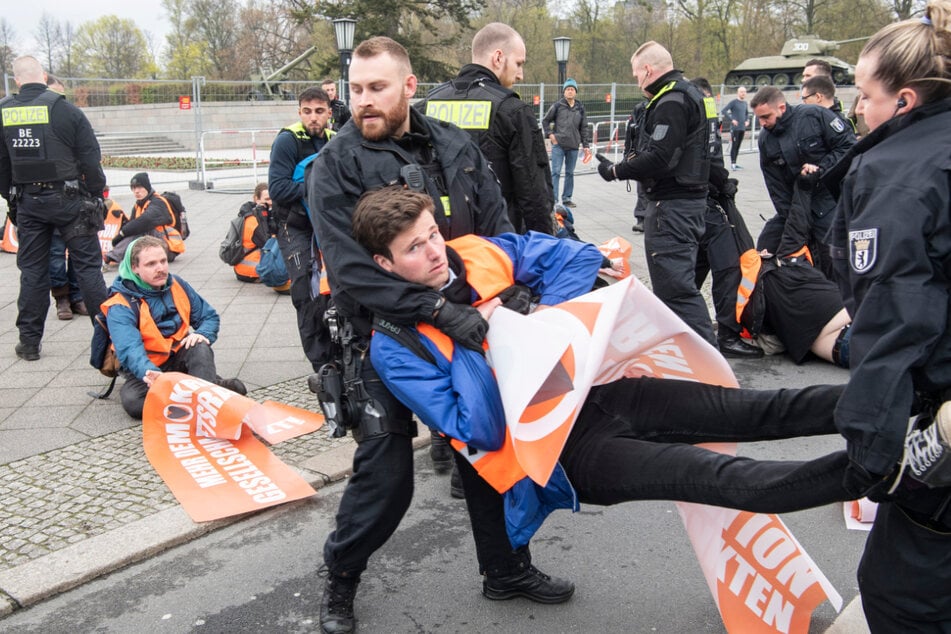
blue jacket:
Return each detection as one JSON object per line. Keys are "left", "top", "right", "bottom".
{"left": 106, "top": 274, "right": 220, "bottom": 380}
{"left": 371, "top": 231, "right": 604, "bottom": 547}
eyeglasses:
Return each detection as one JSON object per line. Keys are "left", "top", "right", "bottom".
{"left": 801, "top": 92, "right": 817, "bottom": 102}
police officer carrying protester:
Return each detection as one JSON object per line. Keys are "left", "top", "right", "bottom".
{"left": 0, "top": 55, "right": 107, "bottom": 361}
{"left": 597, "top": 41, "right": 718, "bottom": 345}
{"left": 425, "top": 22, "right": 554, "bottom": 235}
{"left": 822, "top": 1, "right": 951, "bottom": 627}
{"left": 750, "top": 86, "right": 855, "bottom": 280}
{"left": 306, "top": 36, "right": 573, "bottom": 634}
{"left": 268, "top": 87, "right": 334, "bottom": 371}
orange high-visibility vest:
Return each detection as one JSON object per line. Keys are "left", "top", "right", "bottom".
{"left": 234, "top": 215, "right": 262, "bottom": 280}
{"left": 418, "top": 234, "right": 527, "bottom": 494}
{"left": 134, "top": 195, "right": 185, "bottom": 254}
{"left": 100, "top": 279, "right": 192, "bottom": 368}
{"left": 98, "top": 199, "right": 126, "bottom": 259}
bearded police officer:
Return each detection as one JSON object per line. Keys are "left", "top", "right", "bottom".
{"left": 0, "top": 56, "right": 107, "bottom": 361}
{"left": 424, "top": 22, "right": 554, "bottom": 234}
{"left": 597, "top": 42, "right": 719, "bottom": 345}
{"left": 307, "top": 36, "right": 573, "bottom": 634}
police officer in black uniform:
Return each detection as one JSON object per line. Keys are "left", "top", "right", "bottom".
{"left": 320, "top": 79, "right": 351, "bottom": 132}
{"left": 597, "top": 41, "right": 718, "bottom": 345}
{"left": 307, "top": 37, "right": 573, "bottom": 634}
{"left": 750, "top": 86, "right": 855, "bottom": 279}
{"left": 424, "top": 22, "right": 554, "bottom": 235}
{"left": 0, "top": 56, "right": 107, "bottom": 361}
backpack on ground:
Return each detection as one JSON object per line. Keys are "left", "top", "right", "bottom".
{"left": 88, "top": 295, "right": 140, "bottom": 399}
{"left": 160, "top": 191, "right": 191, "bottom": 239}
{"left": 219, "top": 216, "right": 246, "bottom": 266}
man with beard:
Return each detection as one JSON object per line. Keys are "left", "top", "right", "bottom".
{"left": 268, "top": 87, "right": 334, "bottom": 370}
{"left": 321, "top": 78, "right": 351, "bottom": 131}
{"left": 306, "top": 36, "right": 573, "bottom": 634}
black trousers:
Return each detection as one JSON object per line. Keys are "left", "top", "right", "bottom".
{"left": 644, "top": 197, "right": 716, "bottom": 344}
{"left": 730, "top": 130, "right": 745, "bottom": 165}
{"left": 120, "top": 342, "right": 218, "bottom": 419}
{"left": 695, "top": 202, "right": 743, "bottom": 338}
{"left": 322, "top": 356, "right": 522, "bottom": 578}
{"left": 561, "top": 378, "right": 850, "bottom": 512}
{"left": 16, "top": 189, "right": 107, "bottom": 345}
{"left": 859, "top": 501, "right": 951, "bottom": 632}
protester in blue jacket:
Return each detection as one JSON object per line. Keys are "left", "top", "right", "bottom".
{"left": 354, "top": 185, "right": 857, "bottom": 549}
{"left": 103, "top": 236, "right": 245, "bottom": 419}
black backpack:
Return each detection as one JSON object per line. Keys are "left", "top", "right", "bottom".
{"left": 160, "top": 191, "right": 191, "bottom": 239}
{"left": 88, "top": 295, "right": 140, "bottom": 399}
{"left": 219, "top": 215, "right": 246, "bottom": 266}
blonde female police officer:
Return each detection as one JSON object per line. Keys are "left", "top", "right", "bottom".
{"left": 823, "top": 1, "right": 951, "bottom": 629}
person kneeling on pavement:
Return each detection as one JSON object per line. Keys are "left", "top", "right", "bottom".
{"left": 103, "top": 236, "right": 246, "bottom": 419}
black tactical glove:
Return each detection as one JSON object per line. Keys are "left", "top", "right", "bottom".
{"left": 111, "top": 230, "right": 125, "bottom": 247}
{"left": 496, "top": 283, "right": 534, "bottom": 315}
{"left": 721, "top": 178, "right": 739, "bottom": 198}
{"left": 433, "top": 299, "right": 488, "bottom": 352}
{"left": 597, "top": 160, "right": 617, "bottom": 182}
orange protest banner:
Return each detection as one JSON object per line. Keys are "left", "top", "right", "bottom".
{"left": 142, "top": 373, "right": 320, "bottom": 522}
{"left": 2, "top": 217, "right": 18, "bottom": 253}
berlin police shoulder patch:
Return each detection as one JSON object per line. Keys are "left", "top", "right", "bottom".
{"left": 830, "top": 117, "right": 846, "bottom": 133}
{"left": 849, "top": 228, "right": 878, "bottom": 274}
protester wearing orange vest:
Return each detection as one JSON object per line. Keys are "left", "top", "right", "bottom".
{"left": 102, "top": 236, "right": 246, "bottom": 419}
{"left": 356, "top": 187, "right": 857, "bottom": 551}
{"left": 105, "top": 172, "right": 185, "bottom": 265}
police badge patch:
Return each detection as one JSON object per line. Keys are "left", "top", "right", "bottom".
{"left": 849, "top": 228, "right": 878, "bottom": 273}
{"left": 830, "top": 117, "right": 846, "bottom": 133}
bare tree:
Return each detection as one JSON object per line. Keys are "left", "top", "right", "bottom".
{"left": 189, "top": 0, "right": 241, "bottom": 79}
{"left": 34, "top": 14, "right": 60, "bottom": 72}
{"left": 0, "top": 18, "right": 18, "bottom": 79}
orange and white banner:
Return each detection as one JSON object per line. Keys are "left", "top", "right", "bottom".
{"left": 143, "top": 373, "right": 323, "bottom": 522}
{"left": 487, "top": 277, "right": 841, "bottom": 632}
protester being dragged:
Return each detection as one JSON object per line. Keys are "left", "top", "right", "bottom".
{"left": 105, "top": 172, "right": 185, "bottom": 266}
{"left": 102, "top": 236, "right": 246, "bottom": 420}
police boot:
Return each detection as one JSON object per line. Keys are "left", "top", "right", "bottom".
{"left": 429, "top": 429, "right": 453, "bottom": 474}
{"left": 319, "top": 569, "right": 358, "bottom": 634}
{"left": 51, "top": 286, "right": 73, "bottom": 321}
{"left": 483, "top": 555, "right": 575, "bottom": 604}
{"left": 717, "top": 330, "right": 763, "bottom": 359}
{"left": 450, "top": 462, "right": 465, "bottom": 499}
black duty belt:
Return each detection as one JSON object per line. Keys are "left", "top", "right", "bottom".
{"left": 23, "top": 182, "right": 63, "bottom": 192}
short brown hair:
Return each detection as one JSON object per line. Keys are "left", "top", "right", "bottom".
{"left": 298, "top": 86, "right": 329, "bottom": 106}
{"left": 802, "top": 75, "right": 836, "bottom": 100}
{"left": 352, "top": 185, "right": 435, "bottom": 260}
{"left": 253, "top": 182, "right": 268, "bottom": 200}
{"left": 129, "top": 236, "right": 167, "bottom": 266}
{"left": 750, "top": 85, "right": 785, "bottom": 108}
{"left": 804, "top": 59, "right": 833, "bottom": 76}
{"left": 353, "top": 36, "right": 413, "bottom": 75}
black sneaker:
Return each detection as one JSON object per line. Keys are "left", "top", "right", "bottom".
{"left": 561, "top": 199, "right": 576, "bottom": 208}
{"left": 718, "top": 331, "right": 764, "bottom": 359}
{"left": 450, "top": 463, "right": 465, "bottom": 499}
{"left": 15, "top": 342, "right": 41, "bottom": 361}
{"left": 319, "top": 569, "right": 358, "bottom": 634}
{"left": 895, "top": 411, "right": 951, "bottom": 489}
{"left": 483, "top": 564, "right": 575, "bottom": 604}
{"left": 430, "top": 430, "right": 453, "bottom": 474}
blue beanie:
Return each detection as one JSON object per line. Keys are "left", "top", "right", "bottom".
{"left": 563, "top": 78, "right": 578, "bottom": 91}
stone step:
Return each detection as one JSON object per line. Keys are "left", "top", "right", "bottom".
{"left": 96, "top": 135, "right": 187, "bottom": 156}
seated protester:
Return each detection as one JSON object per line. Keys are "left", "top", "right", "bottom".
{"left": 353, "top": 186, "right": 857, "bottom": 550}
{"left": 750, "top": 255, "right": 852, "bottom": 366}
{"left": 106, "top": 173, "right": 185, "bottom": 265}
{"left": 232, "top": 183, "right": 272, "bottom": 282}
{"left": 103, "top": 236, "right": 246, "bottom": 419}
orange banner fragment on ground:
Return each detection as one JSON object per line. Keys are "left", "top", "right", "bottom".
{"left": 143, "top": 373, "right": 322, "bottom": 522}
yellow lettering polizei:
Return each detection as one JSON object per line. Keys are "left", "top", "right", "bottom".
{"left": 425, "top": 100, "right": 492, "bottom": 130}
{"left": 2, "top": 106, "right": 50, "bottom": 127}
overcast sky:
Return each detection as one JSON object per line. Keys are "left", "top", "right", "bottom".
{"left": 5, "top": 0, "right": 170, "bottom": 64}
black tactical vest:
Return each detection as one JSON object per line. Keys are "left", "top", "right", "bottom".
{"left": 1, "top": 90, "right": 79, "bottom": 184}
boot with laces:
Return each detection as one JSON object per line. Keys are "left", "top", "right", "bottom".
{"left": 483, "top": 563, "right": 575, "bottom": 604}
{"left": 319, "top": 569, "right": 359, "bottom": 634}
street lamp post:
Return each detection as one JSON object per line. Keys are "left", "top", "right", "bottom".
{"left": 332, "top": 18, "right": 357, "bottom": 104}
{"left": 553, "top": 36, "right": 571, "bottom": 87}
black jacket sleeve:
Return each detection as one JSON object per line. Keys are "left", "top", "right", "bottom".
{"left": 613, "top": 95, "right": 690, "bottom": 182}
